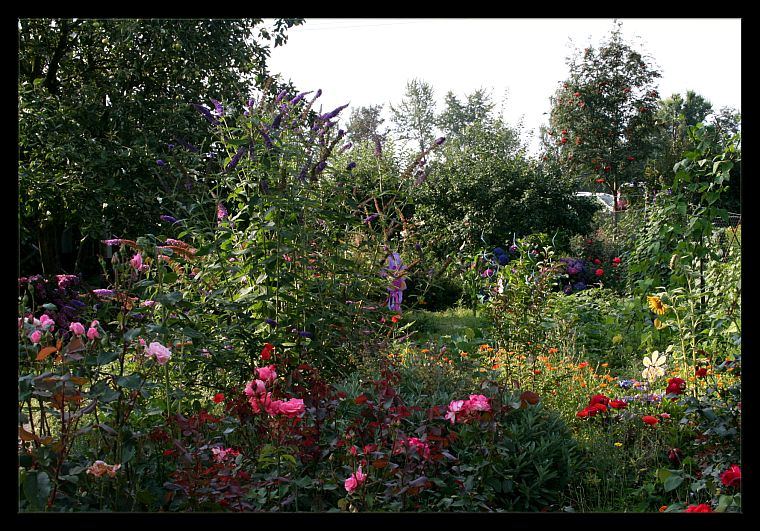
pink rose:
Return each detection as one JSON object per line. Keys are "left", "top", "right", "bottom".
{"left": 468, "top": 394, "right": 491, "bottom": 412}
{"left": 39, "top": 314, "right": 55, "bottom": 331}
{"left": 87, "top": 327, "right": 100, "bottom": 340}
{"left": 274, "top": 398, "right": 305, "bottom": 418}
{"left": 256, "top": 365, "right": 278, "bottom": 384}
{"left": 130, "top": 253, "right": 144, "bottom": 271}
{"left": 30, "top": 330, "right": 42, "bottom": 344}
{"left": 69, "top": 322, "right": 85, "bottom": 336}
{"left": 344, "top": 466, "right": 367, "bottom": 493}
{"left": 244, "top": 379, "right": 267, "bottom": 397}
{"left": 445, "top": 399, "right": 467, "bottom": 424}
{"left": 145, "top": 341, "right": 171, "bottom": 365}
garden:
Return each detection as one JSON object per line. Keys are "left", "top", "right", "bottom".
{"left": 18, "top": 19, "right": 741, "bottom": 515}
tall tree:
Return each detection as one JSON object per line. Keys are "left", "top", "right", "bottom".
{"left": 545, "top": 24, "right": 661, "bottom": 222}
{"left": 18, "top": 18, "right": 302, "bottom": 275}
{"left": 389, "top": 78, "right": 437, "bottom": 153}
{"left": 437, "top": 88, "right": 495, "bottom": 139}
{"left": 346, "top": 104, "right": 387, "bottom": 145}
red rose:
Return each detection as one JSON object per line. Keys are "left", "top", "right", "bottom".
{"left": 595, "top": 268, "right": 604, "bottom": 277}
{"left": 684, "top": 504, "right": 712, "bottom": 513}
{"left": 260, "top": 342, "right": 275, "bottom": 360}
{"left": 560, "top": 138, "right": 567, "bottom": 144}
{"left": 666, "top": 377, "right": 686, "bottom": 396}
{"left": 574, "top": 92, "right": 581, "bottom": 97}
{"left": 593, "top": 258, "right": 601, "bottom": 265}
{"left": 561, "top": 129, "right": 568, "bottom": 135}
{"left": 668, "top": 448, "right": 683, "bottom": 466}
{"left": 612, "top": 257, "right": 621, "bottom": 264}
{"left": 642, "top": 415, "right": 659, "bottom": 426}
{"left": 604, "top": 166, "right": 611, "bottom": 172}
{"left": 720, "top": 464, "right": 741, "bottom": 489}
{"left": 213, "top": 393, "right": 225, "bottom": 404}
{"left": 627, "top": 156, "right": 635, "bottom": 161}
{"left": 589, "top": 394, "right": 610, "bottom": 406}
{"left": 695, "top": 367, "right": 708, "bottom": 378}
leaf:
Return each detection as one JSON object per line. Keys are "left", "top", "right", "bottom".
{"left": 36, "top": 346, "right": 58, "bottom": 361}
{"left": 19, "top": 426, "right": 38, "bottom": 442}
{"left": 66, "top": 337, "right": 86, "bottom": 354}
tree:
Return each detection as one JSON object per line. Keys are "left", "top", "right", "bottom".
{"left": 437, "top": 88, "right": 495, "bottom": 140}
{"left": 545, "top": 25, "right": 661, "bottom": 223}
{"left": 346, "top": 104, "right": 387, "bottom": 145}
{"left": 414, "top": 117, "right": 597, "bottom": 259}
{"left": 18, "top": 18, "right": 302, "bottom": 276}
{"left": 389, "top": 78, "right": 437, "bottom": 153}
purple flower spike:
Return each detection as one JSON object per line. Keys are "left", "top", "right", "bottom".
{"left": 225, "top": 145, "right": 247, "bottom": 172}
{"left": 156, "top": 159, "right": 166, "bottom": 166}
{"left": 434, "top": 136, "right": 446, "bottom": 146}
{"left": 373, "top": 137, "right": 383, "bottom": 158}
{"left": 217, "top": 203, "right": 229, "bottom": 221}
{"left": 270, "top": 112, "right": 283, "bottom": 130}
{"left": 299, "top": 330, "right": 313, "bottom": 338}
{"left": 314, "top": 161, "right": 327, "bottom": 174}
{"left": 347, "top": 161, "right": 357, "bottom": 171}
{"left": 265, "top": 318, "right": 278, "bottom": 327}
{"left": 363, "top": 213, "right": 378, "bottom": 223}
{"left": 259, "top": 128, "right": 274, "bottom": 150}
{"left": 102, "top": 239, "right": 124, "bottom": 246}
{"left": 160, "top": 215, "right": 178, "bottom": 224}
{"left": 319, "top": 103, "right": 349, "bottom": 122}
{"left": 339, "top": 142, "right": 353, "bottom": 154}
{"left": 210, "top": 98, "right": 224, "bottom": 117}
{"left": 275, "top": 89, "right": 288, "bottom": 103}
{"left": 289, "top": 91, "right": 312, "bottom": 105}
{"left": 192, "top": 103, "right": 220, "bottom": 126}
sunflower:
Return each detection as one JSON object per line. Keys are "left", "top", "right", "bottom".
{"left": 647, "top": 295, "right": 668, "bottom": 315}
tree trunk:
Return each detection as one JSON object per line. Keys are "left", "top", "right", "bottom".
{"left": 38, "top": 223, "right": 61, "bottom": 275}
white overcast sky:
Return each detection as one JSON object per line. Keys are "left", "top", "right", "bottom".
{"left": 266, "top": 18, "right": 741, "bottom": 154}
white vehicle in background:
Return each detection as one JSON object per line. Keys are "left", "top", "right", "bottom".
{"left": 575, "top": 192, "right": 616, "bottom": 212}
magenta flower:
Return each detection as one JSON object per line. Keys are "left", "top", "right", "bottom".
{"left": 130, "top": 253, "right": 144, "bottom": 271}
{"left": 69, "top": 322, "right": 85, "bottom": 336}
{"left": 273, "top": 398, "right": 305, "bottom": 418}
{"left": 467, "top": 394, "right": 491, "bottom": 412}
{"left": 87, "top": 327, "right": 99, "bottom": 341}
{"left": 256, "top": 365, "right": 278, "bottom": 385}
{"left": 244, "top": 379, "right": 267, "bottom": 397}
{"left": 29, "top": 330, "right": 42, "bottom": 344}
{"left": 217, "top": 203, "right": 228, "bottom": 221}
{"left": 39, "top": 314, "right": 55, "bottom": 331}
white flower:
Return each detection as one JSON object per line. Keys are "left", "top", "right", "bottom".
{"left": 642, "top": 351, "right": 666, "bottom": 382}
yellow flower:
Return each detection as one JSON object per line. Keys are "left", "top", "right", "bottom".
{"left": 612, "top": 334, "right": 623, "bottom": 345}
{"left": 614, "top": 442, "right": 623, "bottom": 447}
{"left": 647, "top": 295, "right": 668, "bottom": 315}
{"left": 653, "top": 318, "right": 664, "bottom": 329}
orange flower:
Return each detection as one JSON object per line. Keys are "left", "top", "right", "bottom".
{"left": 600, "top": 362, "right": 608, "bottom": 367}
{"left": 533, "top": 369, "right": 542, "bottom": 375}
{"left": 659, "top": 506, "right": 667, "bottom": 512}
{"left": 548, "top": 347, "right": 559, "bottom": 355}
{"left": 492, "top": 364, "right": 501, "bottom": 370}
{"left": 578, "top": 362, "right": 589, "bottom": 369}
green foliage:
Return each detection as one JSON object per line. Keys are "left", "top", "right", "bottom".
{"left": 544, "top": 24, "right": 662, "bottom": 204}
{"left": 18, "top": 18, "right": 302, "bottom": 276}
{"left": 389, "top": 78, "right": 438, "bottom": 153}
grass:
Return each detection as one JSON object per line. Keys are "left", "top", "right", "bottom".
{"left": 408, "top": 306, "right": 489, "bottom": 344}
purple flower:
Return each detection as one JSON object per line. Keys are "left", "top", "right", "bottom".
{"left": 168, "top": 144, "right": 175, "bottom": 150}
{"left": 270, "top": 112, "right": 283, "bottom": 130}
{"left": 102, "top": 239, "right": 124, "bottom": 246}
{"left": 265, "top": 318, "right": 278, "bottom": 327}
{"left": 210, "top": 98, "right": 224, "bottom": 117}
{"left": 56, "top": 274, "right": 79, "bottom": 290}
{"left": 481, "top": 268, "right": 494, "bottom": 278}
{"left": 339, "top": 142, "right": 353, "bottom": 154}
{"left": 225, "top": 145, "right": 247, "bottom": 172}
{"left": 363, "top": 213, "right": 379, "bottom": 223}
{"left": 275, "top": 89, "right": 288, "bottom": 103}
{"left": 347, "top": 161, "right": 357, "bottom": 171}
{"left": 92, "top": 289, "right": 115, "bottom": 298}
{"left": 299, "top": 330, "right": 313, "bottom": 338}
{"left": 217, "top": 203, "right": 228, "bottom": 221}
{"left": 373, "top": 137, "right": 383, "bottom": 158}
{"left": 259, "top": 128, "right": 274, "bottom": 150}
{"left": 174, "top": 137, "right": 199, "bottom": 152}
{"left": 192, "top": 103, "right": 220, "bottom": 126}
{"left": 434, "top": 136, "right": 446, "bottom": 146}
{"left": 156, "top": 159, "right": 166, "bottom": 167}
{"left": 315, "top": 161, "right": 327, "bottom": 174}
{"left": 160, "top": 215, "right": 178, "bottom": 224}
{"left": 289, "top": 91, "right": 312, "bottom": 105}
{"left": 319, "top": 103, "right": 349, "bottom": 121}
{"left": 509, "top": 245, "right": 518, "bottom": 252}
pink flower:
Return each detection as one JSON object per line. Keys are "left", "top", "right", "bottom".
{"left": 211, "top": 447, "right": 240, "bottom": 463}
{"left": 256, "top": 365, "right": 278, "bottom": 384}
{"left": 69, "top": 322, "right": 86, "bottom": 336}
{"left": 145, "top": 341, "right": 171, "bottom": 365}
{"left": 140, "top": 300, "right": 157, "bottom": 308}
{"left": 86, "top": 460, "right": 121, "bottom": 478}
{"left": 274, "top": 398, "right": 305, "bottom": 418}
{"left": 90, "top": 320, "right": 99, "bottom": 328}
{"left": 444, "top": 399, "right": 468, "bottom": 424}
{"left": 344, "top": 466, "right": 367, "bottom": 493}
{"left": 39, "top": 314, "right": 55, "bottom": 331}
{"left": 467, "top": 394, "right": 491, "bottom": 412}
{"left": 405, "top": 437, "right": 431, "bottom": 460}
{"left": 87, "top": 327, "right": 100, "bottom": 340}
{"left": 30, "top": 330, "right": 42, "bottom": 344}
{"left": 130, "top": 253, "right": 144, "bottom": 271}
{"left": 248, "top": 392, "right": 275, "bottom": 414}
{"left": 244, "top": 379, "right": 267, "bottom": 397}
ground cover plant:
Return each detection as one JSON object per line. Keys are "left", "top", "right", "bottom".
{"left": 18, "top": 19, "right": 740, "bottom": 515}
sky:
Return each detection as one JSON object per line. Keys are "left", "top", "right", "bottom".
{"left": 266, "top": 18, "right": 741, "bottom": 154}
